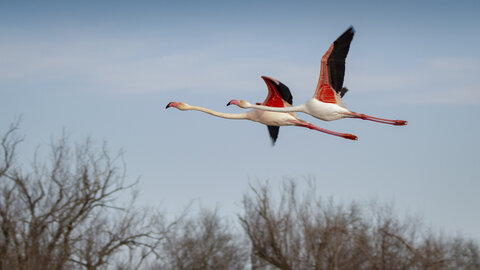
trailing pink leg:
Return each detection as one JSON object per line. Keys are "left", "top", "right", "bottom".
{"left": 291, "top": 120, "right": 358, "bottom": 141}
{"left": 347, "top": 112, "right": 407, "bottom": 126}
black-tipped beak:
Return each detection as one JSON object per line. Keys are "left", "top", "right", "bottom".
{"left": 166, "top": 102, "right": 173, "bottom": 109}
{"left": 226, "top": 101, "right": 231, "bottom": 106}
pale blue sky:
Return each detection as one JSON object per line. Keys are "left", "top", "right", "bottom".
{"left": 1, "top": 0, "right": 480, "bottom": 240}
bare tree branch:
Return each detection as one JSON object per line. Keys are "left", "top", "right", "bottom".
{"left": 0, "top": 124, "right": 170, "bottom": 270}
{"left": 239, "top": 179, "right": 480, "bottom": 270}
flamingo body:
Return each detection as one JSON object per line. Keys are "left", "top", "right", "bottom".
{"left": 228, "top": 27, "right": 407, "bottom": 127}
{"left": 303, "top": 98, "right": 351, "bottom": 121}
{"left": 245, "top": 109, "right": 298, "bottom": 126}
{"left": 167, "top": 76, "right": 358, "bottom": 143}
{"left": 165, "top": 101, "right": 299, "bottom": 126}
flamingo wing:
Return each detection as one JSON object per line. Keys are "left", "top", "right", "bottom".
{"left": 260, "top": 76, "right": 294, "bottom": 145}
{"left": 261, "top": 76, "right": 293, "bottom": 107}
{"left": 313, "top": 27, "right": 355, "bottom": 103}
{"left": 267, "top": 126, "right": 280, "bottom": 144}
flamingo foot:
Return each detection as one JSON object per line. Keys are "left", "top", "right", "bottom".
{"left": 343, "top": 133, "right": 358, "bottom": 140}
{"left": 393, "top": 120, "right": 408, "bottom": 126}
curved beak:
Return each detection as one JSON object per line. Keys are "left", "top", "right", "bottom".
{"left": 166, "top": 102, "right": 178, "bottom": 109}
{"left": 227, "top": 100, "right": 240, "bottom": 106}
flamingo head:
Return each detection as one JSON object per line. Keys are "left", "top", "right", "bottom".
{"left": 166, "top": 102, "right": 188, "bottom": 110}
{"left": 226, "top": 99, "right": 250, "bottom": 108}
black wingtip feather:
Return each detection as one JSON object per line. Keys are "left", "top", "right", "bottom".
{"left": 328, "top": 27, "right": 355, "bottom": 93}
{"left": 267, "top": 126, "right": 280, "bottom": 146}
{"left": 276, "top": 81, "right": 293, "bottom": 105}
{"left": 340, "top": 87, "right": 348, "bottom": 98}
{"left": 336, "top": 27, "right": 355, "bottom": 44}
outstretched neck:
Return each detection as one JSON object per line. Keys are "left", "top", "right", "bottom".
{"left": 186, "top": 105, "right": 249, "bottom": 120}
{"left": 247, "top": 103, "right": 306, "bottom": 113}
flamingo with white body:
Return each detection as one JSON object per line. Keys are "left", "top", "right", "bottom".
{"left": 227, "top": 27, "right": 407, "bottom": 126}
{"left": 166, "top": 76, "right": 357, "bottom": 144}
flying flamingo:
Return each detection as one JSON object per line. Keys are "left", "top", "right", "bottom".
{"left": 227, "top": 27, "right": 407, "bottom": 126}
{"left": 166, "top": 76, "right": 357, "bottom": 144}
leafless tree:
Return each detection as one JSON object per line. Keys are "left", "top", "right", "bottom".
{"left": 239, "top": 180, "right": 362, "bottom": 269}
{"left": 0, "top": 123, "right": 169, "bottom": 270}
{"left": 239, "top": 180, "right": 480, "bottom": 270}
{"left": 3, "top": 121, "right": 478, "bottom": 270}
{"left": 152, "top": 208, "right": 248, "bottom": 270}
{"left": 415, "top": 231, "right": 480, "bottom": 269}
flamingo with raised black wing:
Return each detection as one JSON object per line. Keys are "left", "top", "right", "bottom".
{"left": 166, "top": 76, "right": 357, "bottom": 144}
{"left": 227, "top": 27, "right": 407, "bottom": 126}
